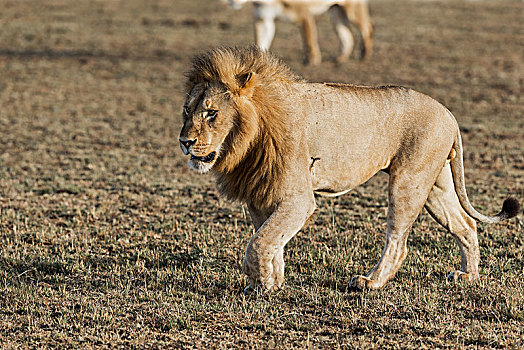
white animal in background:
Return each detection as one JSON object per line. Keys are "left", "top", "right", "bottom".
{"left": 227, "top": 0, "right": 373, "bottom": 65}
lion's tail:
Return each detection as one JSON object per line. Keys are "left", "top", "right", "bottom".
{"left": 449, "top": 128, "right": 520, "bottom": 224}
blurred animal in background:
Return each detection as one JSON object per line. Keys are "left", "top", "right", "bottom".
{"left": 226, "top": 0, "right": 373, "bottom": 65}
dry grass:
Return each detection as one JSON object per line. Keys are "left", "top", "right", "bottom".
{"left": 0, "top": 0, "right": 522, "bottom": 348}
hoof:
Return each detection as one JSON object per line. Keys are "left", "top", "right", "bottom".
{"left": 358, "top": 48, "right": 368, "bottom": 61}
{"left": 335, "top": 55, "right": 349, "bottom": 64}
{"left": 306, "top": 56, "right": 322, "bottom": 66}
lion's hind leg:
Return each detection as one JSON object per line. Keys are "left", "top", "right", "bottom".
{"left": 350, "top": 161, "right": 444, "bottom": 290}
{"left": 425, "top": 163, "right": 480, "bottom": 282}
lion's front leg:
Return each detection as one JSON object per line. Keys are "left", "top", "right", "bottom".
{"left": 271, "top": 246, "right": 285, "bottom": 288}
{"left": 243, "top": 193, "right": 315, "bottom": 292}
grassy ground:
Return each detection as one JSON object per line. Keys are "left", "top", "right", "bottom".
{"left": 0, "top": 0, "right": 522, "bottom": 348}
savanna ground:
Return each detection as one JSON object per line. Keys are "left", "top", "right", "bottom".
{"left": 0, "top": 0, "right": 522, "bottom": 348}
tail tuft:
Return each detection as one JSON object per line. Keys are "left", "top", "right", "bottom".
{"left": 500, "top": 197, "right": 520, "bottom": 219}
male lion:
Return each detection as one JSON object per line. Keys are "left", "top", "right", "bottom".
{"left": 179, "top": 46, "right": 520, "bottom": 291}
{"left": 226, "top": 0, "right": 373, "bottom": 65}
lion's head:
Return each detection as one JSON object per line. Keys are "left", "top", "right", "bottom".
{"left": 179, "top": 78, "right": 248, "bottom": 174}
{"left": 180, "top": 46, "right": 300, "bottom": 209}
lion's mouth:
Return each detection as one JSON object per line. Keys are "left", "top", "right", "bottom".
{"left": 191, "top": 152, "right": 216, "bottom": 163}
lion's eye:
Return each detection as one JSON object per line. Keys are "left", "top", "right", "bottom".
{"left": 207, "top": 110, "right": 217, "bottom": 121}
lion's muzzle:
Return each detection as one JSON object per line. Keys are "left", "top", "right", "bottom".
{"left": 191, "top": 152, "right": 216, "bottom": 163}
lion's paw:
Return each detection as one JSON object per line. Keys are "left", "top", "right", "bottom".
{"left": 242, "top": 247, "right": 286, "bottom": 293}
{"left": 243, "top": 280, "right": 282, "bottom": 295}
{"left": 242, "top": 259, "right": 281, "bottom": 293}
{"left": 447, "top": 271, "right": 479, "bottom": 283}
{"left": 349, "top": 275, "right": 373, "bottom": 291}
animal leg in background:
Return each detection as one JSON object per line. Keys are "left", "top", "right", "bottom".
{"left": 300, "top": 14, "right": 322, "bottom": 65}
{"left": 329, "top": 5, "right": 355, "bottom": 62}
{"left": 345, "top": 1, "right": 373, "bottom": 58}
{"left": 254, "top": 15, "right": 276, "bottom": 50}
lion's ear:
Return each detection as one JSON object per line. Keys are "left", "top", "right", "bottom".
{"left": 237, "top": 72, "right": 256, "bottom": 97}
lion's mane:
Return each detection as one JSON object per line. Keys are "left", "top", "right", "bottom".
{"left": 185, "top": 46, "right": 302, "bottom": 210}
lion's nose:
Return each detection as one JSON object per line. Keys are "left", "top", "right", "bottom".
{"left": 179, "top": 137, "right": 197, "bottom": 150}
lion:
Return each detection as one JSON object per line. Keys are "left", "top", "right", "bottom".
{"left": 226, "top": 0, "right": 373, "bottom": 65}
{"left": 179, "top": 46, "right": 520, "bottom": 292}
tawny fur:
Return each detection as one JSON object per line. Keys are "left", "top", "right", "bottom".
{"left": 180, "top": 46, "right": 520, "bottom": 292}
{"left": 185, "top": 47, "right": 301, "bottom": 210}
